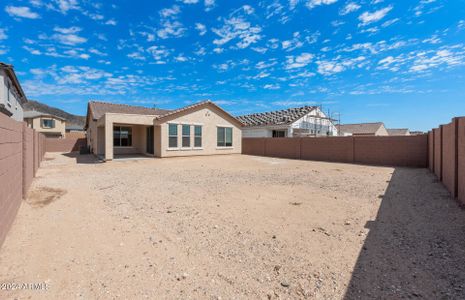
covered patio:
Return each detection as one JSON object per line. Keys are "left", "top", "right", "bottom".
{"left": 96, "top": 113, "right": 158, "bottom": 161}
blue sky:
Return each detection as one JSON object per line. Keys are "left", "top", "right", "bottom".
{"left": 1, "top": 0, "right": 465, "bottom": 131}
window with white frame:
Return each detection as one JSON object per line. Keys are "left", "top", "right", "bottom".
{"left": 194, "top": 125, "right": 202, "bottom": 147}
{"left": 113, "top": 126, "right": 132, "bottom": 147}
{"left": 182, "top": 124, "right": 190, "bottom": 148}
{"left": 168, "top": 124, "right": 178, "bottom": 148}
{"left": 217, "top": 127, "right": 233, "bottom": 147}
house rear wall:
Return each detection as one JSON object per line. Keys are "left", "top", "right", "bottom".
{"left": 156, "top": 107, "right": 242, "bottom": 157}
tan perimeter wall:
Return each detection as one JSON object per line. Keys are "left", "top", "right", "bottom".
{"left": 458, "top": 118, "right": 465, "bottom": 205}
{"left": 0, "top": 113, "right": 45, "bottom": 248}
{"left": 242, "top": 135, "right": 428, "bottom": 168}
{"left": 46, "top": 132, "right": 86, "bottom": 152}
{"left": 433, "top": 128, "right": 442, "bottom": 179}
{"left": 442, "top": 121, "right": 458, "bottom": 197}
{"left": 428, "top": 117, "right": 465, "bottom": 204}
{"left": 428, "top": 131, "right": 434, "bottom": 172}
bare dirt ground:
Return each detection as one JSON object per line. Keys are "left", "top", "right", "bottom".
{"left": 1, "top": 153, "right": 465, "bottom": 299}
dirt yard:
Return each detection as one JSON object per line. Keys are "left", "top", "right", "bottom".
{"left": 1, "top": 153, "right": 465, "bottom": 299}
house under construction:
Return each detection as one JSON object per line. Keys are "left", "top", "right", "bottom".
{"left": 236, "top": 105, "right": 338, "bottom": 138}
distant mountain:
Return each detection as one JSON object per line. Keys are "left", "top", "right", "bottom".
{"left": 23, "top": 100, "right": 85, "bottom": 128}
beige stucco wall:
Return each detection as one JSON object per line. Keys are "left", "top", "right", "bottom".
{"left": 102, "top": 113, "right": 156, "bottom": 160}
{"left": 376, "top": 125, "right": 389, "bottom": 136}
{"left": 156, "top": 107, "right": 242, "bottom": 158}
{"left": 28, "top": 116, "right": 66, "bottom": 137}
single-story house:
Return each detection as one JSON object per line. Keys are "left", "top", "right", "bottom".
{"left": 24, "top": 111, "right": 66, "bottom": 138}
{"left": 338, "top": 122, "right": 389, "bottom": 136}
{"left": 387, "top": 128, "right": 411, "bottom": 136}
{"left": 85, "top": 100, "right": 243, "bottom": 161}
{"left": 237, "top": 106, "right": 338, "bottom": 138}
{"left": 0, "top": 62, "right": 27, "bottom": 121}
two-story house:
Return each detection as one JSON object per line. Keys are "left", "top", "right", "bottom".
{"left": 0, "top": 63, "right": 27, "bottom": 121}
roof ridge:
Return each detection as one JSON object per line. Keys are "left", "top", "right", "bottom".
{"left": 89, "top": 100, "right": 168, "bottom": 111}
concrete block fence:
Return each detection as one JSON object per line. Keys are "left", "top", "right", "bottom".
{"left": 243, "top": 135, "right": 428, "bottom": 168}
{"left": 428, "top": 117, "right": 465, "bottom": 204}
{"left": 0, "top": 113, "right": 46, "bottom": 247}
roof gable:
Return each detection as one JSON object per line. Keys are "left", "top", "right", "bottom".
{"left": 154, "top": 100, "right": 244, "bottom": 127}
{"left": 236, "top": 106, "right": 317, "bottom": 127}
{"left": 339, "top": 122, "right": 385, "bottom": 135}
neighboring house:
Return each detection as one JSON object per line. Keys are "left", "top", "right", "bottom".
{"left": 85, "top": 100, "right": 243, "bottom": 161}
{"left": 23, "top": 111, "right": 66, "bottom": 138}
{"left": 237, "top": 106, "right": 338, "bottom": 138}
{"left": 339, "top": 122, "right": 389, "bottom": 136}
{"left": 387, "top": 128, "right": 411, "bottom": 136}
{"left": 0, "top": 63, "right": 27, "bottom": 121}
{"left": 65, "top": 124, "right": 85, "bottom": 133}
{"left": 410, "top": 131, "right": 424, "bottom": 135}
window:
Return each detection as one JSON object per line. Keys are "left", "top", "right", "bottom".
{"left": 41, "top": 119, "right": 55, "bottom": 129}
{"left": 168, "top": 124, "right": 178, "bottom": 148}
{"left": 217, "top": 127, "right": 233, "bottom": 147}
{"left": 182, "top": 124, "right": 190, "bottom": 148}
{"left": 272, "top": 130, "right": 286, "bottom": 138}
{"left": 194, "top": 125, "right": 202, "bottom": 148}
{"left": 6, "top": 81, "right": 11, "bottom": 106}
{"left": 113, "top": 126, "right": 132, "bottom": 147}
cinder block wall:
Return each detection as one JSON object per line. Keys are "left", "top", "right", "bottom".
{"left": 0, "top": 113, "right": 46, "bottom": 247}
{"left": 242, "top": 135, "right": 428, "bottom": 168}
{"left": 442, "top": 120, "right": 458, "bottom": 198}
{"left": 354, "top": 135, "right": 427, "bottom": 168}
{"left": 458, "top": 118, "right": 465, "bottom": 204}
{"left": 45, "top": 137, "right": 87, "bottom": 152}
{"left": 433, "top": 128, "right": 442, "bottom": 179}
{"left": 428, "top": 131, "right": 434, "bottom": 172}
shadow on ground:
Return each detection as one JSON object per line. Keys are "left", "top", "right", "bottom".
{"left": 344, "top": 168, "right": 465, "bottom": 299}
{"left": 62, "top": 152, "right": 103, "bottom": 164}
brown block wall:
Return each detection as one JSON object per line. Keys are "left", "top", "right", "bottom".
{"left": 433, "top": 128, "right": 442, "bottom": 179}
{"left": 22, "top": 126, "right": 34, "bottom": 197}
{"left": 242, "top": 135, "right": 428, "bottom": 168}
{"left": 354, "top": 135, "right": 428, "bottom": 168}
{"left": 442, "top": 120, "right": 458, "bottom": 197}
{"left": 458, "top": 118, "right": 465, "bottom": 204}
{"left": 264, "top": 138, "right": 301, "bottom": 159}
{"left": 45, "top": 137, "right": 87, "bottom": 152}
{"left": 301, "top": 137, "right": 354, "bottom": 163}
{"left": 0, "top": 114, "right": 24, "bottom": 247}
{"left": 242, "top": 138, "right": 266, "bottom": 156}
{"left": 428, "top": 131, "right": 434, "bottom": 172}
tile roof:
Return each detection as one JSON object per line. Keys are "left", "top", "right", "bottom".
{"left": 339, "top": 122, "right": 385, "bottom": 135}
{"left": 387, "top": 128, "right": 410, "bottom": 136}
{"left": 24, "top": 110, "right": 66, "bottom": 121}
{"left": 236, "top": 106, "right": 318, "bottom": 127}
{"left": 88, "top": 101, "right": 171, "bottom": 120}
{"left": 154, "top": 100, "right": 244, "bottom": 127}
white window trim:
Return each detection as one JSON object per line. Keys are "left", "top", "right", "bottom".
{"left": 181, "top": 124, "right": 191, "bottom": 148}
{"left": 167, "top": 123, "right": 179, "bottom": 150}
{"left": 216, "top": 125, "right": 234, "bottom": 148}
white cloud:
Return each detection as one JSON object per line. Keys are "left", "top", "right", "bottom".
{"left": 51, "top": 26, "right": 87, "bottom": 45}
{"left": 181, "top": 0, "right": 199, "bottom": 3}
{"left": 0, "top": 29, "right": 7, "bottom": 40}
{"left": 306, "top": 0, "right": 338, "bottom": 10}
{"left": 147, "top": 45, "right": 171, "bottom": 63}
{"left": 264, "top": 84, "right": 280, "bottom": 90}
{"left": 316, "top": 56, "right": 366, "bottom": 75}
{"left": 281, "top": 32, "right": 304, "bottom": 51}
{"left": 160, "top": 5, "right": 181, "bottom": 18}
{"left": 339, "top": 2, "right": 360, "bottom": 15}
{"left": 212, "top": 16, "right": 262, "bottom": 49}
{"left": 204, "top": 0, "right": 215, "bottom": 11}
{"left": 54, "top": 0, "right": 80, "bottom": 14}
{"left": 358, "top": 6, "right": 393, "bottom": 26}
{"left": 105, "top": 19, "right": 117, "bottom": 26}
{"left": 285, "top": 53, "right": 313, "bottom": 69}
{"left": 5, "top": 6, "right": 40, "bottom": 19}
{"left": 195, "top": 23, "right": 207, "bottom": 36}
